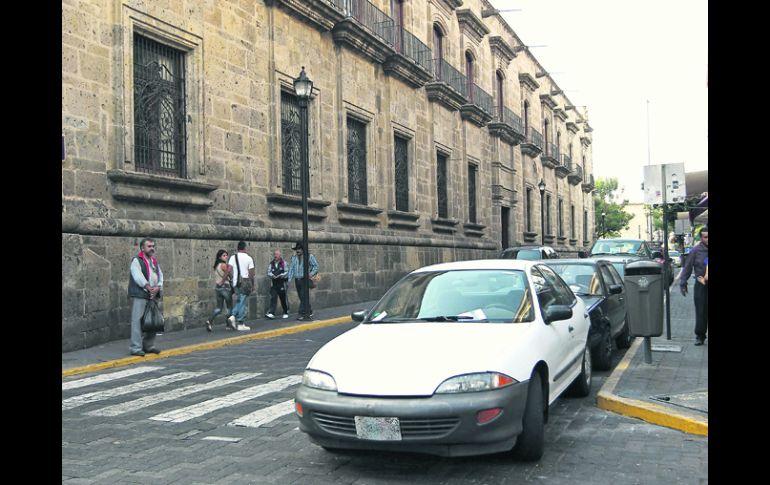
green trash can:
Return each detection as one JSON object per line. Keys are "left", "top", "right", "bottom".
{"left": 624, "top": 261, "right": 664, "bottom": 337}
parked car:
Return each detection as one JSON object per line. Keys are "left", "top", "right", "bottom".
{"left": 591, "top": 238, "right": 673, "bottom": 287}
{"left": 543, "top": 259, "right": 632, "bottom": 370}
{"left": 295, "top": 260, "right": 591, "bottom": 461}
{"left": 669, "top": 250, "right": 682, "bottom": 267}
{"left": 500, "top": 245, "right": 559, "bottom": 260}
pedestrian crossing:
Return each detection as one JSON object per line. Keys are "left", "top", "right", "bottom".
{"left": 62, "top": 366, "right": 303, "bottom": 431}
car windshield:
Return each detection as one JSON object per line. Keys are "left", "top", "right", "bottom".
{"left": 503, "top": 249, "right": 541, "bottom": 260}
{"left": 544, "top": 264, "right": 602, "bottom": 296}
{"left": 590, "top": 240, "right": 642, "bottom": 256}
{"left": 366, "top": 270, "right": 534, "bottom": 324}
{"left": 611, "top": 263, "right": 625, "bottom": 278}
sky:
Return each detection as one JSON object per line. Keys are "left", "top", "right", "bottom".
{"left": 493, "top": 0, "right": 708, "bottom": 203}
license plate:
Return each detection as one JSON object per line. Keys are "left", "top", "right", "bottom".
{"left": 354, "top": 416, "right": 402, "bottom": 441}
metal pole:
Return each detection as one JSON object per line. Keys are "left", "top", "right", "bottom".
{"left": 299, "top": 97, "right": 311, "bottom": 320}
{"left": 661, "top": 165, "right": 671, "bottom": 340}
{"left": 643, "top": 336, "right": 653, "bottom": 364}
{"left": 540, "top": 192, "right": 545, "bottom": 245}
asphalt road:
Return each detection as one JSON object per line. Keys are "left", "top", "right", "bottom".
{"left": 62, "top": 323, "right": 708, "bottom": 484}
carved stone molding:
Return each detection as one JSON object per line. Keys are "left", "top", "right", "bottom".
{"left": 425, "top": 81, "right": 467, "bottom": 111}
{"left": 332, "top": 18, "right": 395, "bottom": 65}
{"left": 553, "top": 108, "right": 568, "bottom": 122}
{"left": 566, "top": 122, "right": 580, "bottom": 134}
{"left": 540, "top": 94, "right": 557, "bottom": 110}
{"left": 384, "top": 54, "right": 434, "bottom": 88}
{"left": 459, "top": 103, "right": 493, "bottom": 126}
{"left": 269, "top": 0, "right": 346, "bottom": 32}
{"left": 518, "top": 73, "right": 539, "bottom": 92}
{"left": 107, "top": 170, "right": 218, "bottom": 209}
{"left": 267, "top": 192, "right": 331, "bottom": 220}
{"left": 489, "top": 36, "right": 516, "bottom": 67}
{"left": 387, "top": 210, "right": 421, "bottom": 230}
{"left": 336, "top": 202, "right": 383, "bottom": 226}
{"left": 523, "top": 231, "right": 538, "bottom": 243}
{"left": 456, "top": 8, "right": 490, "bottom": 43}
{"left": 431, "top": 217, "right": 459, "bottom": 234}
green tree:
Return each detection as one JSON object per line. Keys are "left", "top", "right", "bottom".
{"left": 593, "top": 178, "right": 634, "bottom": 238}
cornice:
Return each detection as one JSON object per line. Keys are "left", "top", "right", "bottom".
{"left": 584, "top": 123, "right": 594, "bottom": 133}
{"left": 566, "top": 122, "right": 580, "bottom": 134}
{"left": 456, "top": 8, "right": 490, "bottom": 43}
{"left": 518, "top": 72, "right": 539, "bottom": 92}
{"left": 540, "top": 94, "right": 557, "bottom": 110}
{"left": 488, "top": 36, "right": 516, "bottom": 66}
{"left": 553, "top": 108, "right": 568, "bottom": 122}
{"left": 437, "top": 0, "right": 463, "bottom": 11}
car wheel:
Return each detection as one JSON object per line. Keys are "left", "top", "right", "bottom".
{"left": 567, "top": 345, "right": 592, "bottom": 398}
{"left": 593, "top": 324, "right": 613, "bottom": 371}
{"left": 616, "top": 318, "right": 633, "bottom": 349}
{"left": 511, "top": 372, "right": 544, "bottom": 462}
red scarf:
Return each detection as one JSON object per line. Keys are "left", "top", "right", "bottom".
{"left": 138, "top": 251, "right": 158, "bottom": 277}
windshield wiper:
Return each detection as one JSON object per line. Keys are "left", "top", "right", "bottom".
{"left": 418, "top": 315, "right": 475, "bottom": 322}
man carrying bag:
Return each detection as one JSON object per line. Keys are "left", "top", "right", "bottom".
{"left": 228, "top": 241, "right": 255, "bottom": 331}
{"left": 128, "top": 238, "right": 164, "bottom": 356}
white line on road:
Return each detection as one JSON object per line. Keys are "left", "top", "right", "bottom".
{"left": 228, "top": 399, "right": 295, "bottom": 428}
{"left": 149, "top": 375, "right": 302, "bottom": 423}
{"left": 62, "top": 366, "right": 163, "bottom": 391}
{"left": 86, "top": 372, "right": 262, "bottom": 417}
{"left": 201, "top": 436, "right": 242, "bottom": 442}
{"left": 62, "top": 371, "right": 208, "bottom": 410}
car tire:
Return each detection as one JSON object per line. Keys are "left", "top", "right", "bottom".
{"left": 594, "top": 324, "right": 613, "bottom": 371}
{"left": 616, "top": 319, "right": 633, "bottom": 349}
{"left": 567, "top": 345, "right": 592, "bottom": 398}
{"left": 511, "top": 372, "right": 544, "bottom": 462}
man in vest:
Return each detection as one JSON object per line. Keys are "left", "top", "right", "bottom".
{"left": 128, "top": 238, "right": 164, "bottom": 356}
{"left": 265, "top": 249, "right": 289, "bottom": 319}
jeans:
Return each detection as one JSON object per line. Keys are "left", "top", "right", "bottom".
{"left": 130, "top": 297, "right": 157, "bottom": 353}
{"left": 231, "top": 290, "right": 249, "bottom": 323}
{"left": 209, "top": 286, "right": 233, "bottom": 323}
{"left": 268, "top": 283, "right": 289, "bottom": 315}
{"left": 295, "top": 278, "right": 312, "bottom": 316}
{"left": 694, "top": 282, "right": 708, "bottom": 339}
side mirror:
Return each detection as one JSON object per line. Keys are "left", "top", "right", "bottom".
{"left": 351, "top": 310, "right": 367, "bottom": 322}
{"left": 609, "top": 284, "right": 623, "bottom": 295}
{"left": 577, "top": 251, "right": 587, "bottom": 259}
{"left": 651, "top": 251, "right": 663, "bottom": 260}
{"left": 544, "top": 305, "right": 573, "bottom": 324}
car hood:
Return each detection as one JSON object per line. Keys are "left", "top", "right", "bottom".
{"left": 306, "top": 322, "right": 534, "bottom": 396}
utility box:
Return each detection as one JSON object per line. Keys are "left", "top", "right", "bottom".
{"left": 624, "top": 261, "right": 664, "bottom": 337}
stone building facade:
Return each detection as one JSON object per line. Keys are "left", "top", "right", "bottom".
{"left": 62, "top": 0, "right": 596, "bottom": 351}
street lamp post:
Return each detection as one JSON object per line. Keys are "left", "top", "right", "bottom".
{"left": 293, "top": 67, "right": 313, "bottom": 320}
{"left": 538, "top": 179, "right": 546, "bottom": 245}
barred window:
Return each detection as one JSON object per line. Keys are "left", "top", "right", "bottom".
{"left": 281, "top": 91, "right": 302, "bottom": 195}
{"left": 394, "top": 135, "right": 409, "bottom": 212}
{"left": 347, "top": 117, "right": 368, "bottom": 205}
{"left": 437, "top": 152, "right": 448, "bottom": 219}
{"left": 558, "top": 199, "right": 564, "bottom": 237}
{"left": 584, "top": 210, "right": 588, "bottom": 241}
{"left": 133, "top": 34, "right": 186, "bottom": 177}
{"left": 468, "top": 164, "right": 477, "bottom": 223}
{"left": 526, "top": 188, "right": 532, "bottom": 232}
{"left": 571, "top": 205, "right": 576, "bottom": 238}
{"left": 546, "top": 194, "right": 552, "bottom": 235}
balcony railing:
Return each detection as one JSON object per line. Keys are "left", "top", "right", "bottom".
{"left": 527, "top": 128, "right": 543, "bottom": 149}
{"left": 562, "top": 154, "right": 572, "bottom": 169}
{"left": 466, "top": 82, "right": 493, "bottom": 115}
{"left": 431, "top": 58, "right": 467, "bottom": 97}
{"left": 388, "top": 25, "right": 432, "bottom": 73}
{"left": 334, "top": 0, "right": 394, "bottom": 45}
{"left": 496, "top": 106, "right": 524, "bottom": 134}
{"left": 546, "top": 142, "right": 559, "bottom": 158}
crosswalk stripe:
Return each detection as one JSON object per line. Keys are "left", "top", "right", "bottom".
{"left": 62, "top": 371, "right": 208, "bottom": 411}
{"left": 150, "top": 375, "right": 302, "bottom": 423}
{"left": 228, "top": 399, "right": 295, "bottom": 428}
{"left": 86, "top": 373, "right": 262, "bottom": 417}
{"left": 62, "top": 366, "right": 163, "bottom": 391}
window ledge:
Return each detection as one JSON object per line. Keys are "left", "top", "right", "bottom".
{"left": 266, "top": 192, "right": 331, "bottom": 220}
{"left": 337, "top": 202, "right": 382, "bottom": 225}
{"left": 107, "top": 170, "right": 218, "bottom": 209}
{"left": 523, "top": 231, "right": 538, "bottom": 243}
{"left": 387, "top": 210, "right": 420, "bottom": 229}
{"left": 431, "top": 217, "right": 459, "bottom": 234}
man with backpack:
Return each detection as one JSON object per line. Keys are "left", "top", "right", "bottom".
{"left": 265, "top": 249, "right": 289, "bottom": 319}
{"left": 227, "top": 241, "right": 254, "bottom": 331}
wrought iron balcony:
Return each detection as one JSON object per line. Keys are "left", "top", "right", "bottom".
{"left": 582, "top": 173, "right": 595, "bottom": 192}
{"left": 425, "top": 58, "right": 468, "bottom": 111}
{"left": 460, "top": 82, "right": 494, "bottom": 126}
{"left": 520, "top": 127, "right": 543, "bottom": 157}
{"left": 541, "top": 142, "right": 559, "bottom": 168}
{"left": 332, "top": 0, "right": 396, "bottom": 64}
{"left": 568, "top": 164, "right": 584, "bottom": 185}
{"left": 488, "top": 106, "right": 526, "bottom": 145}
{"left": 556, "top": 153, "right": 571, "bottom": 178}
{"left": 383, "top": 24, "right": 433, "bottom": 87}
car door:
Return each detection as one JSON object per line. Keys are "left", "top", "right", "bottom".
{"left": 605, "top": 263, "right": 627, "bottom": 336}
{"left": 535, "top": 265, "right": 586, "bottom": 397}
{"left": 529, "top": 266, "right": 573, "bottom": 401}
{"left": 598, "top": 264, "right": 623, "bottom": 336}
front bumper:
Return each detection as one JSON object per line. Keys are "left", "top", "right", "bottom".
{"left": 295, "top": 380, "right": 529, "bottom": 457}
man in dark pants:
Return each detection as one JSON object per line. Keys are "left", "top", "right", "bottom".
{"left": 679, "top": 227, "right": 708, "bottom": 345}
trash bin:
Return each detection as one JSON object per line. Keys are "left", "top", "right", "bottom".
{"left": 624, "top": 261, "right": 664, "bottom": 337}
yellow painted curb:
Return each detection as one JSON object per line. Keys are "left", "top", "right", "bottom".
{"left": 62, "top": 316, "right": 353, "bottom": 378}
{"left": 596, "top": 337, "right": 708, "bottom": 437}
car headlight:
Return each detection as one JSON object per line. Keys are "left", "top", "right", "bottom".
{"left": 434, "top": 372, "right": 518, "bottom": 394}
{"left": 302, "top": 369, "right": 337, "bottom": 391}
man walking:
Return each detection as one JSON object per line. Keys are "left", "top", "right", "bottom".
{"left": 265, "top": 249, "right": 289, "bottom": 319}
{"left": 679, "top": 227, "right": 708, "bottom": 345}
{"left": 228, "top": 241, "right": 254, "bottom": 331}
{"left": 128, "top": 238, "right": 163, "bottom": 356}
{"left": 287, "top": 242, "right": 318, "bottom": 321}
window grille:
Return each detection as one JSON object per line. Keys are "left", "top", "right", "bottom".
{"left": 437, "top": 153, "right": 448, "bottom": 218}
{"left": 468, "top": 164, "right": 477, "bottom": 223}
{"left": 347, "top": 117, "right": 368, "bottom": 204}
{"left": 394, "top": 136, "right": 409, "bottom": 212}
{"left": 281, "top": 91, "right": 302, "bottom": 195}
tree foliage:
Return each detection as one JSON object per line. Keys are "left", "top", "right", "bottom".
{"left": 593, "top": 178, "right": 634, "bottom": 238}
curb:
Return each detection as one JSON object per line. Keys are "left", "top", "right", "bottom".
{"left": 596, "top": 336, "right": 708, "bottom": 437}
{"left": 62, "top": 316, "right": 353, "bottom": 378}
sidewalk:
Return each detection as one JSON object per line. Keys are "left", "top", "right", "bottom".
{"left": 62, "top": 299, "right": 379, "bottom": 373}
{"left": 597, "top": 274, "right": 708, "bottom": 436}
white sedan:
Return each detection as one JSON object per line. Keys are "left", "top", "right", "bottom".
{"left": 295, "top": 260, "right": 592, "bottom": 460}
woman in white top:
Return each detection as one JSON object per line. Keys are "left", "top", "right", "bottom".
{"left": 206, "top": 250, "right": 234, "bottom": 332}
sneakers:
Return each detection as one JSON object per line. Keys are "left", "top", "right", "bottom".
{"left": 694, "top": 337, "right": 705, "bottom": 346}
{"left": 205, "top": 320, "right": 212, "bottom": 332}
{"left": 282, "top": 314, "right": 289, "bottom": 319}
{"left": 130, "top": 350, "right": 146, "bottom": 357}
{"left": 236, "top": 324, "right": 251, "bottom": 331}
{"left": 144, "top": 347, "right": 161, "bottom": 354}
{"left": 227, "top": 315, "right": 237, "bottom": 330}
{"left": 265, "top": 313, "right": 275, "bottom": 319}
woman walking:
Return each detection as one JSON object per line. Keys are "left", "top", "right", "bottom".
{"left": 206, "top": 249, "right": 234, "bottom": 332}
